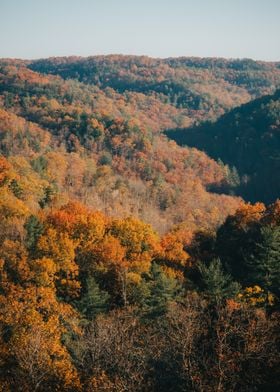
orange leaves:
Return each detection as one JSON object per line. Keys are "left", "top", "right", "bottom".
{"left": 231, "top": 202, "right": 266, "bottom": 229}
{"left": 46, "top": 202, "right": 108, "bottom": 247}
{"left": 0, "top": 155, "right": 11, "bottom": 186}
{"left": 161, "top": 232, "right": 189, "bottom": 266}
{"left": 92, "top": 235, "right": 126, "bottom": 268}
{"left": 158, "top": 232, "right": 190, "bottom": 280}
{"left": 41, "top": 204, "right": 168, "bottom": 305}
{"left": 47, "top": 201, "right": 88, "bottom": 232}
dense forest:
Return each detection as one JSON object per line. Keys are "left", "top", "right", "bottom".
{"left": 28, "top": 55, "right": 280, "bottom": 122}
{"left": 0, "top": 55, "right": 280, "bottom": 391}
{"left": 167, "top": 89, "right": 280, "bottom": 204}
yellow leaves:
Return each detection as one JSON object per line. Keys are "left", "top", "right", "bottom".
{"left": 156, "top": 231, "right": 190, "bottom": 280}
{"left": 127, "top": 272, "right": 142, "bottom": 285}
{"left": 40, "top": 204, "right": 192, "bottom": 297}
{"left": 43, "top": 151, "right": 68, "bottom": 185}
{"left": 96, "top": 164, "right": 112, "bottom": 178}
{"left": 0, "top": 187, "right": 29, "bottom": 219}
{"left": 76, "top": 211, "right": 108, "bottom": 245}
{"left": 109, "top": 216, "right": 161, "bottom": 278}
{"left": 111, "top": 216, "right": 160, "bottom": 257}
{"left": 161, "top": 265, "right": 184, "bottom": 281}
{"left": 267, "top": 293, "right": 275, "bottom": 306}
{"left": 37, "top": 227, "right": 80, "bottom": 298}
{"left": 237, "top": 285, "right": 275, "bottom": 306}
{"left": 29, "top": 257, "right": 56, "bottom": 288}
{"left": 38, "top": 228, "right": 76, "bottom": 267}
{"left": 0, "top": 258, "right": 4, "bottom": 271}
{"left": 47, "top": 98, "right": 61, "bottom": 111}
{"left": 90, "top": 118, "right": 105, "bottom": 134}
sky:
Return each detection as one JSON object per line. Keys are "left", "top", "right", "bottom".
{"left": 0, "top": 0, "right": 279, "bottom": 61}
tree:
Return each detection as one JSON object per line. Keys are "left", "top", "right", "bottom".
{"left": 37, "top": 228, "right": 80, "bottom": 300}
{"left": 39, "top": 186, "right": 55, "bottom": 209}
{"left": 24, "top": 215, "right": 44, "bottom": 254}
{"left": 146, "top": 262, "right": 182, "bottom": 317}
{"left": 216, "top": 203, "right": 265, "bottom": 283}
{"left": 246, "top": 225, "right": 280, "bottom": 298}
{"left": 198, "top": 258, "right": 240, "bottom": 302}
{"left": 77, "top": 276, "right": 110, "bottom": 321}
{"left": 0, "top": 156, "right": 11, "bottom": 186}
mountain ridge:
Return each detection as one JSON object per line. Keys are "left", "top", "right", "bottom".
{"left": 167, "top": 89, "right": 280, "bottom": 203}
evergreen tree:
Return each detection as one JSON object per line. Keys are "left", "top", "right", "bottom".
{"left": 246, "top": 225, "right": 280, "bottom": 298}
{"left": 24, "top": 215, "right": 44, "bottom": 254}
{"left": 77, "top": 276, "right": 110, "bottom": 321}
{"left": 198, "top": 258, "right": 240, "bottom": 302}
{"left": 146, "top": 262, "right": 182, "bottom": 317}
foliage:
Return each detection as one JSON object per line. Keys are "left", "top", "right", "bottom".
{"left": 197, "top": 258, "right": 240, "bottom": 302}
{"left": 0, "top": 56, "right": 280, "bottom": 390}
{"left": 168, "top": 89, "right": 280, "bottom": 203}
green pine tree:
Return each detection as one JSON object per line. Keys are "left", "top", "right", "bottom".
{"left": 24, "top": 215, "right": 44, "bottom": 254}
{"left": 78, "top": 276, "right": 110, "bottom": 321}
{"left": 198, "top": 258, "right": 240, "bottom": 303}
{"left": 146, "top": 262, "right": 182, "bottom": 317}
{"left": 246, "top": 225, "right": 280, "bottom": 298}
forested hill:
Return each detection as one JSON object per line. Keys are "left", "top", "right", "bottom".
{"left": 0, "top": 56, "right": 280, "bottom": 391}
{"left": 167, "top": 89, "right": 280, "bottom": 204}
{"left": 0, "top": 59, "right": 244, "bottom": 235}
{"left": 28, "top": 55, "right": 280, "bottom": 123}
{"left": 1, "top": 56, "right": 280, "bottom": 231}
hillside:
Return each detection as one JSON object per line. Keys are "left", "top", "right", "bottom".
{"left": 0, "top": 59, "right": 245, "bottom": 234}
{"left": 28, "top": 55, "right": 280, "bottom": 123}
{"left": 167, "top": 89, "right": 280, "bottom": 203}
{"left": 0, "top": 55, "right": 280, "bottom": 391}
{"left": 2, "top": 55, "right": 280, "bottom": 230}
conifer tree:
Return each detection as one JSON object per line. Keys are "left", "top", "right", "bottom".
{"left": 198, "top": 258, "right": 240, "bottom": 302}
{"left": 24, "top": 215, "right": 44, "bottom": 254}
{"left": 146, "top": 262, "right": 182, "bottom": 317}
{"left": 246, "top": 225, "right": 280, "bottom": 298}
{"left": 78, "top": 276, "right": 110, "bottom": 321}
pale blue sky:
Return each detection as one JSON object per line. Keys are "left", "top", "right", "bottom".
{"left": 0, "top": 0, "right": 279, "bottom": 60}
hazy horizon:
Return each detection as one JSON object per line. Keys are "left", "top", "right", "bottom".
{"left": 1, "top": 53, "right": 280, "bottom": 63}
{"left": 0, "top": 0, "right": 280, "bottom": 61}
